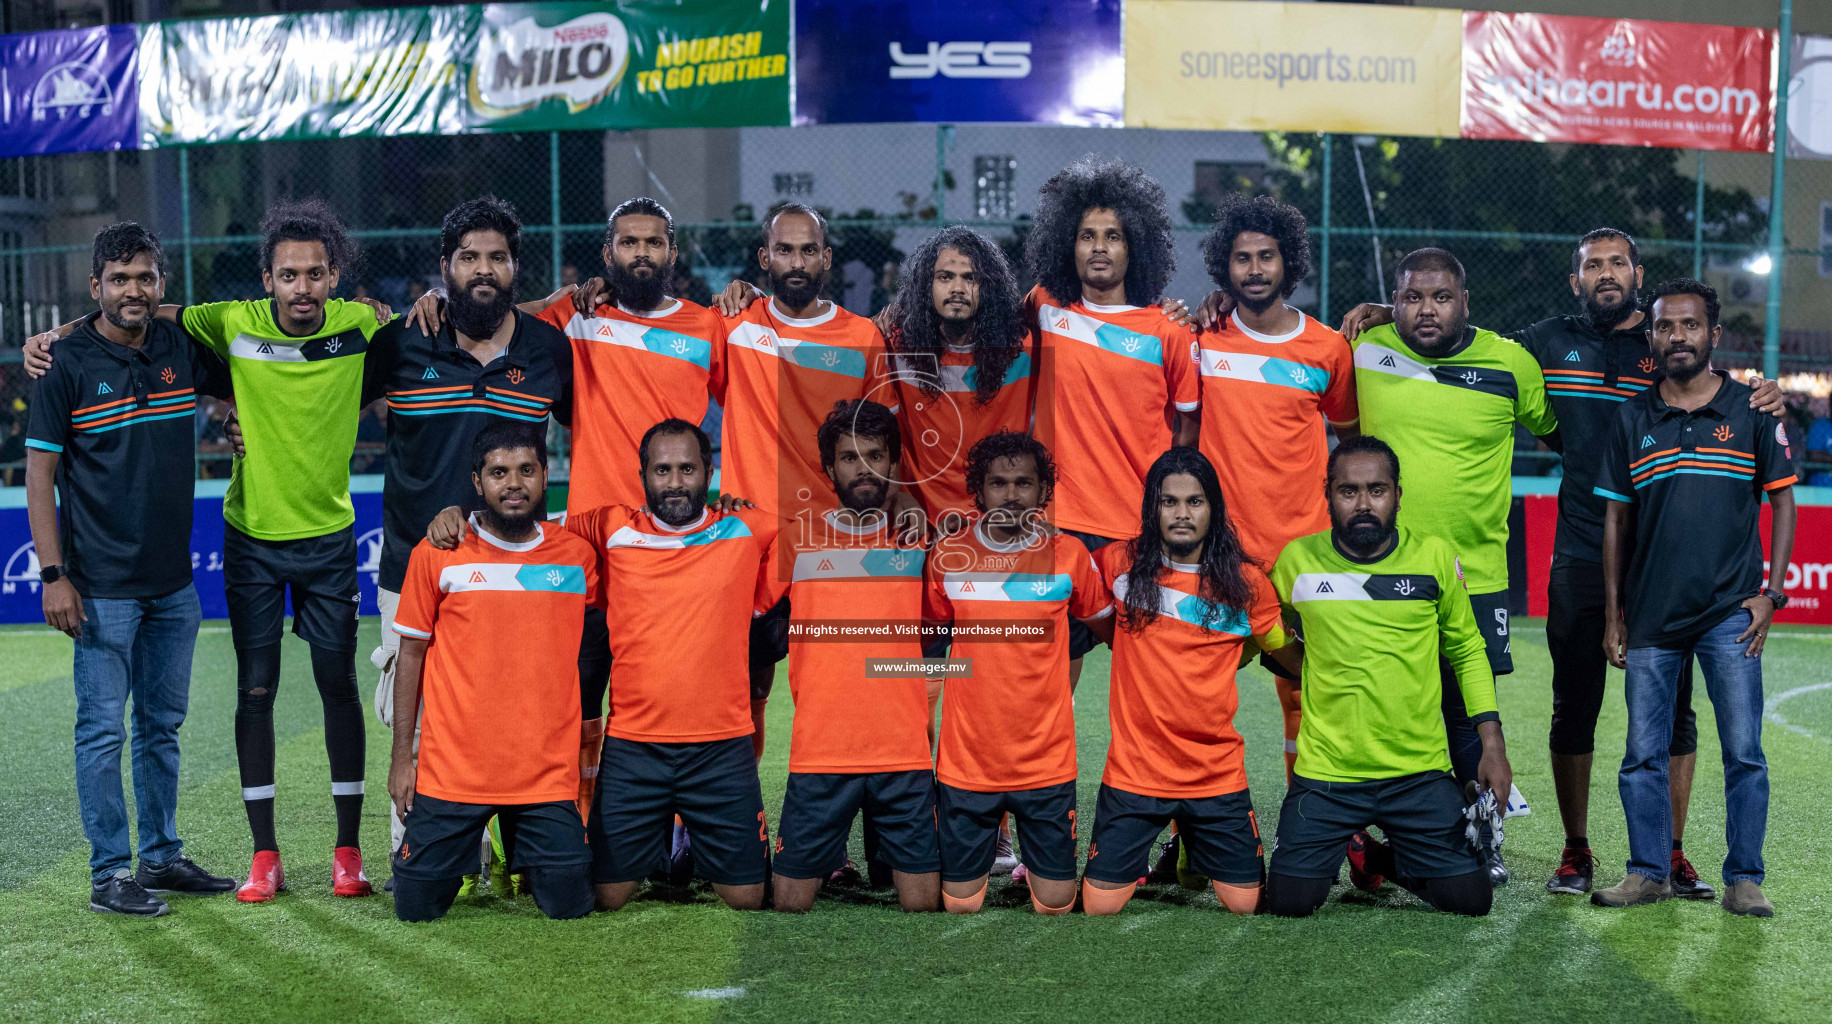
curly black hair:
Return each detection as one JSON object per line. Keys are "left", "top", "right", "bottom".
{"left": 1200, "top": 194, "right": 1311, "bottom": 298}
{"left": 964, "top": 430, "right": 1056, "bottom": 513}
{"left": 1120, "top": 447, "right": 1257, "bottom": 635}
{"left": 1024, "top": 157, "right": 1175, "bottom": 307}
{"left": 818, "top": 399, "right": 901, "bottom": 469}
{"left": 260, "top": 198, "right": 359, "bottom": 277}
{"left": 892, "top": 227, "right": 1027, "bottom": 406}
{"left": 90, "top": 221, "right": 166, "bottom": 280}
{"left": 442, "top": 195, "right": 522, "bottom": 263}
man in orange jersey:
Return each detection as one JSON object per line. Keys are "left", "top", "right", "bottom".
{"left": 767, "top": 400, "right": 941, "bottom": 913}
{"left": 924, "top": 431, "right": 1114, "bottom": 915}
{"left": 1020, "top": 158, "right": 1200, "bottom": 690}
{"left": 387, "top": 422, "right": 597, "bottom": 922}
{"left": 1081, "top": 448, "right": 1300, "bottom": 916}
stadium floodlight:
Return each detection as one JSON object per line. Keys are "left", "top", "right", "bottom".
{"left": 1743, "top": 252, "right": 1773, "bottom": 275}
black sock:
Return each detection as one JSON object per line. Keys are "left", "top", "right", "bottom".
{"left": 1567, "top": 836, "right": 1589, "bottom": 851}
{"left": 311, "top": 644, "right": 366, "bottom": 849}
{"left": 1672, "top": 838, "right": 1683, "bottom": 852}
{"left": 235, "top": 643, "right": 283, "bottom": 853}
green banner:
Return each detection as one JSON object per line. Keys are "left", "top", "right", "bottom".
{"left": 137, "top": 1, "right": 788, "bottom": 147}
{"left": 463, "top": 1, "right": 790, "bottom": 131}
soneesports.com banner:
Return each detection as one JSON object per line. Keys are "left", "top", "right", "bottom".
{"left": 1125, "top": 0, "right": 1463, "bottom": 138}
{"left": 139, "top": 0, "right": 788, "bottom": 146}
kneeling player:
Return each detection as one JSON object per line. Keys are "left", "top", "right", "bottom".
{"left": 769, "top": 401, "right": 940, "bottom": 913}
{"left": 924, "top": 431, "right": 1113, "bottom": 915}
{"left": 1265, "top": 437, "right": 1512, "bottom": 918}
{"left": 386, "top": 423, "right": 597, "bottom": 922}
{"left": 1082, "top": 448, "right": 1299, "bottom": 915}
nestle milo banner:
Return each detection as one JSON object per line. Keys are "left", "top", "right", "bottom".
{"left": 462, "top": 1, "right": 789, "bottom": 131}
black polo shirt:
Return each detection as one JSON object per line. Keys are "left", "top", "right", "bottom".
{"left": 360, "top": 310, "right": 572, "bottom": 592}
{"left": 1595, "top": 374, "right": 1797, "bottom": 648}
{"left": 1513, "top": 315, "right": 1660, "bottom": 567}
{"left": 24, "top": 314, "right": 232, "bottom": 599}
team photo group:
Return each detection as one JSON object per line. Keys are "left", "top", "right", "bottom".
{"left": 24, "top": 153, "right": 1800, "bottom": 925}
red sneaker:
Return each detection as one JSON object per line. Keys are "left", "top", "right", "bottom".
{"left": 1346, "top": 831, "right": 1389, "bottom": 893}
{"left": 236, "top": 850, "right": 285, "bottom": 903}
{"left": 332, "top": 846, "right": 374, "bottom": 897}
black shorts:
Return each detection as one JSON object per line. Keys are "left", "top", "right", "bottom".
{"left": 937, "top": 780, "right": 1077, "bottom": 883}
{"left": 579, "top": 606, "right": 611, "bottom": 719}
{"left": 774, "top": 770, "right": 940, "bottom": 879}
{"left": 749, "top": 597, "right": 791, "bottom": 699}
{"left": 1064, "top": 530, "right": 1118, "bottom": 660}
{"left": 1085, "top": 785, "right": 1264, "bottom": 886}
{"left": 392, "top": 793, "right": 589, "bottom": 881}
{"left": 223, "top": 523, "right": 360, "bottom": 652}
{"left": 1547, "top": 560, "right": 1697, "bottom": 757}
{"left": 590, "top": 735, "right": 769, "bottom": 886}
{"left": 1269, "top": 771, "right": 1480, "bottom": 881}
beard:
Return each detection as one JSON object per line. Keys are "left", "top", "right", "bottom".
{"left": 772, "top": 265, "right": 826, "bottom": 308}
{"left": 606, "top": 256, "right": 669, "bottom": 312}
{"left": 1332, "top": 511, "right": 1396, "bottom": 555}
{"left": 1397, "top": 310, "right": 1469, "bottom": 357}
{"left": 837, "top": 475, "right": 888, "bottom": 513}
{"left": 1662, "top": 340, "right": 1715, "bottom": 383}
{"left": 646, "top": 480, "right": 709, "bottom": 528}
{"left": 446, "top": 273, "right": 515, "bottom": 339}
{"left": 101, "top": 299, "right": 151, "bottom": 330}
{"left": 1165, "top": 535, "right": 1203, "bottom": 560}
{"left": 1581, "top": 282, "right": 1639, "bottom": 330}
{"left": 1227, "top": 276, "right": 1282, "bottom": 315}
{"left": 479, "top": 502, "right": 539, "bottom": 540}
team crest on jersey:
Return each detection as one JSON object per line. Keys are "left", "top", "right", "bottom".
{"left": 1638, "top": 357, "right": 1657, "bottom": 374}
{"left": 1564, "top": 351, "right": 1580, "bottom": 362}
{"left": 1776, "top": 423, "right": 1789, "bottom": 448}
{"left": 96, "top": 381, "right": 112, "bottom": 395}
{"left": 1190, "top": 340, "right": 1200, "bottom": 365}
{"left": 506, "top": 368, "right": 525, "bottom": 385}
{"left": 325, "top": 339, "right": 341, "bottom": 354}
{"left": 1713, "top": 425, "right": 1734, "bottom": 443}
{"left": 1393, "top": 578, "right": 1416, "bottom": 597}
{"left": 160, "top": 366, "right": 176, "bottom": 384}
{"left": 469, "top": 571, "right": 487, "bottom": 583}
{"left": 1315, "top": 581, "right": 1334, "bottom": 593}
{"left": 257, "top": 342, "right": 274, "bottom": 354}
{"left": 422, "top": 367, "right": 439, "bottom": 380}
{"left": 1379, "top": 354, "right": 1396, "bottom": 368}
{"left": 1641, "top": 434, "right": 1656, "bottom": 449}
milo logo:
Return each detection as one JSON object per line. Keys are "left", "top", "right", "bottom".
{"left": 470, "top": 12, "right": 629, "bottom": 114}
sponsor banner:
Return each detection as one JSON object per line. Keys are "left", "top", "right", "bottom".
{"left": 1524, "top": 494, "right": 1832, "bottom": 626}
{"left": 1462, "top": 12, "right": 1774, "bottom": 153}
{"left": 793, "top": 0, "right": 1121, "bottom": 126}
{"left": 462, "top": 0, "right": 789, "bottom": 131}
{"left": 0, "top": 493, "right": 384, "bottom": 625}
{"left": 1125, "top": 0, "right": 1462, "bottom": 137}
{"left": 0, "top": 25, "right": 139, "bottom": 158}
{"left": 139, "top": 6, "right": 468, "bottom": 146}
{"left": 1787, "top": 35, "right": 1832, "bottom": 160}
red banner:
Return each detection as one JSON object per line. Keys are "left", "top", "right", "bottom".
{"left": 1525, "top": 494, "right": 1832, "bottom": 626}
{"left": 1461, "top": 12, "right": 1775, "bottom": 152}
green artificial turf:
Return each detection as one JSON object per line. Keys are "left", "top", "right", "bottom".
{"left": 2, "top": 618, "right": 1829, "bottom": 1024}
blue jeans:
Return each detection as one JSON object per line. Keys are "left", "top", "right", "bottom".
{"left": 72, "top": 585, "right": 201, "bottom": 882}
{"left": 1621, "top": 609, "right": 1768, "bottom": 886}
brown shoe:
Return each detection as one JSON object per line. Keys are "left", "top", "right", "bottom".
{"left": 1590, "top": 873, "right": 1672, "bottom": 907}
{"left": 1721, "top": 881, "right": 1774, "bottom": 918}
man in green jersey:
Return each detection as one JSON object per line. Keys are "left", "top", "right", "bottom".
{"left": 1268, "top": 436, "right": 1513, "bottom": 918}
{"left": 1347, "top": 248, "right": 1555, "bottom": 886}
{"left": 25, "top": 200, "right": 393, "bottom": 902}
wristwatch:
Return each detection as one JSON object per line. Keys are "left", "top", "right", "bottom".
{"left": 39, "top": 565, "right": 66, "bottom": 584}
{"left": 1761, "top": 588, "right": 1789, "bottom": 610}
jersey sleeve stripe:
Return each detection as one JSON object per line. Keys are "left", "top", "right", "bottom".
{"left": 392, "top": 622, "right": 433, "bottom": 639}
{"left": 1593, "top": 486, "right": 1633, "bottom": 503}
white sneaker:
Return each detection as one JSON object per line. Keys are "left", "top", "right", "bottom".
{"left": 991, "top": 823, "right": 1018, "bottom": 876}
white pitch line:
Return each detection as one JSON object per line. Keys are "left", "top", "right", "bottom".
{"left": 1763, "top": 681, "right": 1832, "bottom": 744}
{"left": 683, "top": 987, "right": 746, "bottom": 1000}
{"left": 0, "top": 626, "right": 234, "bottom": 638}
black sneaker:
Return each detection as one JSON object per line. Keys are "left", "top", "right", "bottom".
{"left": 866, "top": 858, "right": 894, "bottom": 889}
{"left": 383, "top": 875, "right": 397, "bottom": 893}
{"left": 1546, "top": 847, "right": 1597, "bottom": 895}
{"left": 136, "top": 856, "right": 235, "bottom": 895}
{"left": 1145, "top": 834, "right": 1182, "bottom": 886}
{"left": 1487, "top": 849, "right": 1510, "bottom": 888}
{"left": 1670, "top": 850, "right": 1716, "bottom": 900}
{"left": 90, "top": 872, "right": 170, "bottom": 916}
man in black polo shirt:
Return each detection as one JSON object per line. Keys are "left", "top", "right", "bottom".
{"left": 358, "top": 197, "right": 572, "bottom": 863}
{"left": 1592, "top": 279, "right": 1796, "bottom": 917}
{"left": 24, "top": 223, "right": 237, "bottom": 916}
{"left": 1337, "top": 228, "right": 1784, "bottom": 897}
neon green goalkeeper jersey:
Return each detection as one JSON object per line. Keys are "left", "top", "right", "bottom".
{"left": 1271, "top": 526, "right": 1496, "bottom": 783}
{"left": 1350, "top": 323, "right": 1556, "bottom": 594}
{"left": 182, "top": 299, "right": 384, "bottom": 541}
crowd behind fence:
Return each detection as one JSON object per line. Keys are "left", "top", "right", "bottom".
{"left": 2, "top": 124, "right": 1830, "bottom": 485}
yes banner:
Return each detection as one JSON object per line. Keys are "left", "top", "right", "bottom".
{"left": 0, "top": 25, "right": 138, "bottom": 158}
{"left": 1461, "top": 12, "right": 1775, "bottom": 153}
{"left": 794, "top": 0, "right": 1122, "bottom": 126}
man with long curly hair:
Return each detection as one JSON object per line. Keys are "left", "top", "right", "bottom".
{"left": 1081, "top": 447, "right": 1299, "bottom": 916}
{"left": 883, "top": 227, "right": 1034, "bottom": 529}
{"left": 1021, "top": 157, "right": 1200, "bottom": 691}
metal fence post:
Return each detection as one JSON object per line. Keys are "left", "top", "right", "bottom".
{"left": 1319, "top": 133, "right": 1332, "bottom": 324}
{"left": 179, "top": 146, "right": 194, "bottom": 306}
{"left": 1763, "top": 0, "right": 1792, "bottom": 379}
{"left": 935, "top": 123, "right": 948, "bottom": 222}
{"left": 550, "top": 131, "right": 562, "bottom": 292}
{"left": 1693, "top": 149, "right": 1705, "bottom": 280}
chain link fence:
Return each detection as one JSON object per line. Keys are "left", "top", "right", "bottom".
{"left": 2, "top": 123, "right": 1830, "bottom": 482}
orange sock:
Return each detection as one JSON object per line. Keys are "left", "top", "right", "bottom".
{"left": 1212, "top": 880, "right": 1261, "bottom": 915}
{"left": 943, "top": 881, "right": 987, "bottom": 914}
{"left": 1080, "top": 879, "right": 1136, "bottom": 915}
{"left": 750, "top": 699, "right": 767, "bottom": 760}
{"left": 1277, "top": 675, "right": 1302, "bottom": 784}
{"left": 1031, "top": 890, "right": 1074, "bottom": 916}
{"left": 576, "top": 717, "right": 605, "bottom": 821}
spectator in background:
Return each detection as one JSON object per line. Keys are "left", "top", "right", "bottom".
{"left": 407, "top": 279, "right": 429, "bottom": 306}
{"left": 672, "top": 256, "right": 714, "bottom": 307}
{"left": 1804, "top": 395, "right": 1832, "bottom": 487}
{"left": 560, "top": 263, "right": 581, "bottom": 288}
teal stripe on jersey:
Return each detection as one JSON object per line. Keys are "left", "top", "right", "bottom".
{"left": 514, "top": 564, "right": 589, "bottom": 593}
{"left": 637, "top": 327, "right": 714, "bottom": 371}
{"left": 1634, "top": 466, "right": 1755, "bottom": 489}
{"left": 1093, "top": 322, "right": 1163, "bottom": 366}
{"left": 1594, "top": 486, "right": 1633, "bottom": 503}
{"left": 389, "top": 403, "right": 547, "bottom": 423}
{"left": 78, "top": 408, "right": 196, "bottom": 433}
{"left": 782, "top": 339, "right": 867, "bottom": 378}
